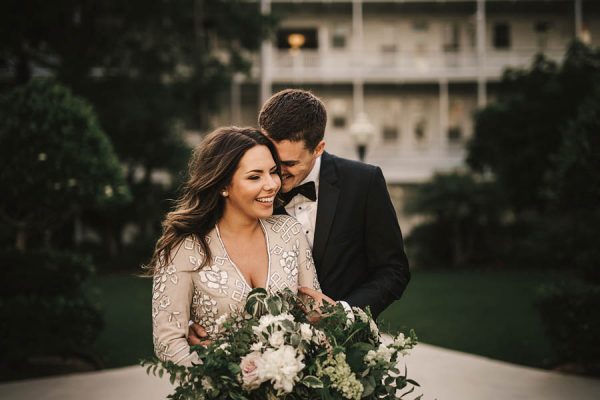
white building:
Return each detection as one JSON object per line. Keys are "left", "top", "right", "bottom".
{"left": 213, "top": 0, "right": 598, "bottom": 225}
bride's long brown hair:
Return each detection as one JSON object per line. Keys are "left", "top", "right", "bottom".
{"left": 147, "top": 127, "right": 281, "bottom": 274}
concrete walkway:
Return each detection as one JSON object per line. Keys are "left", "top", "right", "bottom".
{"left": 1, "top": 344, "right": 599, "bottom": 400}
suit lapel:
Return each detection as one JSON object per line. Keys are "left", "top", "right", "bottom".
{"left": 313, "top": 152, "right": 339, "bottom": 267}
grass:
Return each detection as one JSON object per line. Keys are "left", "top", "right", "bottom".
{"left": 88, "top": 269, "right": 567, "bottom": 370}
{"left": 86, "top": 274, "right": 155, "bottom": 368}
{"left": 379, "top": 269, "right": 563, "bottom": 369}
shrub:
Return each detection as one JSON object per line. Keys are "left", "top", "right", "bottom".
{"left": 0, "top": 249, "right": 103, "bottom": 371}
{"left": 536, "top": 282, "right": 600, "bottom": 375}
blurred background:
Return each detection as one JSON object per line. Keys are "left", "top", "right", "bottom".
{"left": 1, "top": 0, "right": 599, "bottom": 383}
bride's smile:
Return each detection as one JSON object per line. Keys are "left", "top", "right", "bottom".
{"left": 223, "top": 144, "right": 281, "bottom": 221}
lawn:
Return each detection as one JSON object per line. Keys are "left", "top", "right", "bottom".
{"left": 88, "top": 269, "right": 565, "bottom": 370}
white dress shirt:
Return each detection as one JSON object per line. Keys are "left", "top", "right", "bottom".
{"left": 284, "top": 156, "right": 321, "bottom": 248}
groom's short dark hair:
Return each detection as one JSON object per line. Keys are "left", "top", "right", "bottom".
{"left": 258, "top": 89, "right": 327, "bottom": 151}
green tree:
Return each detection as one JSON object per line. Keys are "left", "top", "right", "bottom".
{"left": 405, "top": 171, "right": 507, "bottom": 268}
{"left": 467, "top": 41, "right": 600, "bottom": 213}
{"left": 0, "top": 79, "right": 130, "bottom": 251}
{"left": 1, "top": 0, "right": 275, "bottom": 263}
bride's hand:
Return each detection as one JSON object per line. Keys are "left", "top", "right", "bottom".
{"left": 188, "top": 322, "right": 212, "bottom": 347}
{"left": 298, "top": 286, "right": 335, "bottom": 307}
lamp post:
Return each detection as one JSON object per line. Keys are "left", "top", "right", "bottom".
{"left": 350, "top": 112, "right": 375, "bottom": 162}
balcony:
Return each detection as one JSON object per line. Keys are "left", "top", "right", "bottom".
{"left": 268, "top": 47, "right": 566, "bottom": 83}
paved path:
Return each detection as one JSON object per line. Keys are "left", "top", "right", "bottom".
{"left": 1, "top": 344, "right": 599, "bottom": 399}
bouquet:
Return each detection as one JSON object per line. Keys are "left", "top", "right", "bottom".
{"left": 144, "top": 288, "right": 420, "bottom": 399}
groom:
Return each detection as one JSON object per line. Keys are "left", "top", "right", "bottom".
{"left": 189, "top": 89, "right": 410, "bottom": 344}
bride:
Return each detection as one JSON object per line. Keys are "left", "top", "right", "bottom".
{"left": 149, "top": 127, "right": 327, "bottom": 365}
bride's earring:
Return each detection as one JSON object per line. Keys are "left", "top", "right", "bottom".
{"left": 222, "top": 190, "right": 229, "bottom": 197}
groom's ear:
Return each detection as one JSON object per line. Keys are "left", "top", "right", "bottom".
{"left": 313, "top": 140, "right": 326, "bottom": 157}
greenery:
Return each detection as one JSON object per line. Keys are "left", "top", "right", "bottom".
{"left": 405, "top": 40, "right": 600, "bottom": 375}
{"left": 536, "top": 282, "right": 600, "bottom": 375}
{"left": 0, "top": 80, "right": 127, "bottom": 381}
{"left": 0, "top": 79, "right": 130, "bottom": 251}
{"left": 405, "top": 171, "right": 507, "bottom": 268}
{"left": 0, "top": 249, "right": 103, "bottom": 380}
{"left": 145, "top": 288, "right": 419, "bottom": 400}
{"left": 91, "top": 270, "right": 561, "bottom": 371}
{"left": 1, "top": 0, "right": 276, "bottom": 269}
{"left": 467, "top": 41, "right": 600, "bottom": 213}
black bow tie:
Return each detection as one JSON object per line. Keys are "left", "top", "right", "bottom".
{"left": 281, "top": 181, "right": 316, "bottom": 206}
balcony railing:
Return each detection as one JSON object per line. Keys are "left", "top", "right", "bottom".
{"left": 268, "top": 47, "right": 565, "bottom": 82}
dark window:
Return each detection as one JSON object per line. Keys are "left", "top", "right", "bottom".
{"left": 447, "top": 126, "right": 463, "bottom": 143}
{"left": 414, "top": 120, "right": 427, "bottom": 141}
{"left": 493, "top": 23, "right": 511, "bottom": 49}
{"left": 277, "top": 28, "right": 318, "bottom": 50}
{"left": 534, "top": 21, "right": 549, "bottom": 33}
{"left": 333, "top": 116, "right": 346, "bottom": 128}
{"left": 332, "top": 34, "right": 346, "bottom": 48}
{"left": 383, "top": 126, "right": 399, "bottom": 142}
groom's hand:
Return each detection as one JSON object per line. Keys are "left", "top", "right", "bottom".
{"left": 188, "top": 322, "right": 211, "bottom": 347}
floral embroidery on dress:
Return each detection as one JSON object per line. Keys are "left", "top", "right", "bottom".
{"left": 199, "top": 264, "right": 229, "bottom": 294}
{"left": 279, "top": 239, "right": 299, "bottom": 278}
{"left": 192, "top": 290, "right": 219, "bottom": 335}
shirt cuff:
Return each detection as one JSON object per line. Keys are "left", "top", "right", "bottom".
{"left": 338, "top": 300, "right": 355, "bottom": 325}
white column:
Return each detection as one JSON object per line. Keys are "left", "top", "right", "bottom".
{"left": 260, "top": 0, "right": 272, "bottom": 104}
{"left": 575, "top": 0, "right": 583, "bottom": 39}
{"left": 439, "top": 79, "right": 449, "bottom": 150}
{"left": 476, "top": 0, "right": 487, "bottom": 107}
{"left": 352, "top": 0, "right": 365, "bottom": 116}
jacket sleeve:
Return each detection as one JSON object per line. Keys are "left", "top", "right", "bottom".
{"left": 342, "top": 166, "right": 411, "bottom": 319}
{"left": 152, "top": 237, "right": 201, "bottom": 366}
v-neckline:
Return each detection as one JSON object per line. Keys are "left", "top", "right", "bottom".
{"left": 215, "top": 220, "right": 271, "bottom": 290}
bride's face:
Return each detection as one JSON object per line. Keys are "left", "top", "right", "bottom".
{"left": 224, "top": 145, "right": 281, "bottom": 221}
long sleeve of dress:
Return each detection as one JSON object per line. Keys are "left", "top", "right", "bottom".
{"left": 296, "top": 229, "right": 322, "bottom": 293}
{"left": 152, "top": 237, "right": 201, "bottom": 366}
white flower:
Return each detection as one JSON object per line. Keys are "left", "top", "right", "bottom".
{"left": 250, "top": 341, "right": 263, "bottom": 352}
{"left": 300, "top": 323, "right": 313, "bottom": 341}
{"left": 240, "top": 351, "right": 264, "bottom": 390}
{"left": 255, "top": 345, "right": 305, "bottom": 393}
{"left": 268, "top": 330, "right": 286, "bottom": 348}
{"left": 218, "top": 343, "right": 231, "bottom": 354}
{"left": 38, "top": 152, "right": 47, "bottom": 161}
{"left": 253, "top": 313, "right": 295, "bottom": 336}
{"left": 201, "top": 377, "right": 214, "bottom": 391}
{"left": 364, "top": 343, "right": 394, "bottom": 367}
{"left": 369, "top": 319, "right": 380, "bottom": 337}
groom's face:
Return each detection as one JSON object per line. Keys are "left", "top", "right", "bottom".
{"left": 272, "top": 139, "right": 325, "bottom": 193}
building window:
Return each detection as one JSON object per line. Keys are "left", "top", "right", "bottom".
{"left": 382, "top": 126, "right": 399, "bottom": 143}
{"left": 493, "top": 23, "right": 511, "bottom": 49}
{"left": 447, "top": 126, "right": 463, "bottom": 144}
{"left": 332, "top": 116, "right": 346, "bottom": 128}
{"left": 534, "top": 21, "right": 550, "bottom": 50}
{"left": 413, "top": 21, "right": 429, "bottom": 32}
{"left": 414, "top": 119, "right": 427, "bottom": 142}
{"left": 331, "top": 26, "right": 347, "bottom": 49}
{"left": 443, "top": 23, "right": 460, "bottom": 52}
{"left": 277, "top": 28, "right": 318, "bottom": 50}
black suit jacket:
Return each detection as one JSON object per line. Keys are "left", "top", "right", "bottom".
{"left": 277, "top": 152, "right": 410, "bottom": 318}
